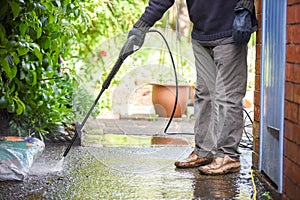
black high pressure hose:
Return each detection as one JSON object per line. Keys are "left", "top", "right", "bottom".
{"left": 63, "top": 29, "right": 184, "bottom": 157}
{"left": 148, "top": 30, "right": 180, "bottom": 135}
{"left": 63, "top": 28, "right": 253, "bottom": 157}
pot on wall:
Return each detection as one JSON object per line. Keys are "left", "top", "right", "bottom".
{"left": 150, "top": 83, "right": 190, "bottom": 118}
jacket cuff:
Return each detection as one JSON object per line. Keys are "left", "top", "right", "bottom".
{"left": 236, "top": 0, "right": 254, "bottom": 13}
{"left": 134, "top": 19, "right": 151, "bottom": 32}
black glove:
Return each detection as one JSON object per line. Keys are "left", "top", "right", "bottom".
{"left": 119, "top": 20, "right": 150, "bottom": 60}
{"left": 232, "top": 6, "right": 252, "bottom": 45}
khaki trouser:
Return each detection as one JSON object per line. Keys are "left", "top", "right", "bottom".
{"left": 192, "top": 39, "right": 248, "bottom": 160}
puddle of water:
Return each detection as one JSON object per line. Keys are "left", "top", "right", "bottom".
{"left": 84, "top": 134, "right": 193, "bottom": 173}
{"left": 84, "top": 133, "right": 192, "bottom": 147}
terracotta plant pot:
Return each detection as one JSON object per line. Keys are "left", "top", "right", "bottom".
{"left": 151, "top": 83, "right": 189, "bottom": 118}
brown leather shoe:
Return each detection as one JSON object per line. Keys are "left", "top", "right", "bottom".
{"left": 174, "top": 152, "right": 213, "bottom": 168}
{"left": 198, "top": 155, "right": 241, "bottom": 175}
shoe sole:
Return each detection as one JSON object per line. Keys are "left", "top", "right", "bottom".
{"left": 175, "top": 160, "right": 212, "bottom": 169}
{"left": 198, "top": 166, "right": 241, "bottom": 176}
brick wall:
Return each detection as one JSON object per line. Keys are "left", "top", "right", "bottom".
{"left": 252, "top": 0, "right": 262, "bottom": 170}
{"left": 283, "top": 0, "right": 300, "bottom": 199}
{"left": 254, "top": 0, "right": 300, "bottom": 199}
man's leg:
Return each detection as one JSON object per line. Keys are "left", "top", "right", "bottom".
{"left": 214, "top": 43, "right": 248, "bottom": 160}
{"left": 174, "top": 39, "right": 216, "bottom": 168}
{"left": 192, "top": 41, "right": 219, "bottom": 158}
{"left": 199, "top": 43, "right": 248, "bottom": 175}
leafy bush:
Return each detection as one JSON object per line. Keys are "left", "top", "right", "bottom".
{"left": 0, "top": 0, "right": 82, "bottom": 137}
{"left": 0, "top": 0, "right": 148, "bottom": 139}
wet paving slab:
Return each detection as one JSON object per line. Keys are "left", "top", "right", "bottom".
{"left": 0, "top": 133, "right": 272, "bottom": 200}
{"left": 0, "top": 116, "right": 274, "bottom": 199}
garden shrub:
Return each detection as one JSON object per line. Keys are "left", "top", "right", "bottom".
{"left": 0, "top": 0, "right": 147, "bottom": 139}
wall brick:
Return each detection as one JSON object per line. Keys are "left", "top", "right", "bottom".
{"left": 254, "top": 105, "right": 260, "bottom": 122}
{"left": 287, "top": 24, "right": 300, "bottom": 44}
{"left": 253, "top": 136, "right": 260, "bottom": 153}
{"left": 285, "top": 82, "right": 294, "bottom": 102}
{"left": 293, "top": 64, "right": 300, "bottom": 84}
{"left": 298, "top": 139, "right": 300, "bottom": 165}
{"left": 284, "top": 120, "right": 294, "bottom": 141}
{"left": 293, "top": 84, "right": 300, "bottom": 104}
{"left": 255, "top": 74, "right": 260, "bottom": 91}
{"left": 287, "top": 4, "right": 300, "bottom": 24}
{"left": 285, "top": 100, "right": 298, "bottom": 123}
{"left": 252, "top": 151, "right": 259, "bottom": 169}
{"left": 284, "top": 138, "right": 298, "bottom": 161}
{"left": 255, "top": 60, "right": 261, "bottom": 75}
{"left": 253, "top": 0, "right": 262, "bottom": 174}
{"left": 284, "top": 120, "right": 300, "bottom": 145}
{"left": 256, "top": 28, "right": 262, "bottom": 44}
{"left": 298, "top": 105, "right": 300, "bottom": 124}
{"left": 286, "top": 44, "right": 300, "bottom": 64}
{"left": 254, "top": 90, "right": 260, "bottom": 106}
{"left": 256, "top": 14, "right": 263, "bottom": 30}
{"left": 286, "top": 64, "right": 293, "bottom": 82}
{"left": 255, "top": 43, "right": 262, "bottom": 60}
{"left": 252, "top": 121, "right": 260, "bottom": 137}
{"left": 286, "top": 63, "right": 300, "bottom": 84}
{"left": 283, "top": 157, "right": 300, "bottom": 189}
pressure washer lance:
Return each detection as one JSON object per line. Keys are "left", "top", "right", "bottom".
{"left": 62, "top": 29, "right": 191, "bottom": 157}
{"left": 62, "top": 35, "right": 142, "bottom": 157}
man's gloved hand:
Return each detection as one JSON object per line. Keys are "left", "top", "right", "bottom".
{"left": 233, "top": 6, "right": 252, "bottom": 45}
{"left": 119, "top": 20, "right": 150, "bottom": 60}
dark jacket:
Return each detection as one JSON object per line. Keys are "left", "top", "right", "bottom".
{"left": 136, "top": 0, "right": 258, "bottom": 41}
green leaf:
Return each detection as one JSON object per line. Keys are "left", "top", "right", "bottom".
{"left": 15, "top": 98, "right": 26, "bottom": 115}
{"left": 48, "top": 14, "right": 55, "bottom": 24}
{"left": 9, "top": 83, "right": 16, "bottom": 93}
{"left": 37, "top": 26, "right": 42, "bottom": 39}
{"left": 30, "top": 70, "right": 37, "bottom": 86}
{"left": 40, "top": 37, "right": 51, "bottom": 50}
{"left": 17, "top": 47, "right": 29, "bottom": 56}
{"left": 33, "top": 47, "right": 43, "bottom": 62}
{"left": 0, "top": 56, "right": 17, "bottom": 79}
{"left": 19, "top": 23, "right": 27, "bottom": 37}
{"left": 9, "top": 1, "right": 20, "bottom": 19}
{"left": 51, "top": 31, "right": 60, "bottom": 39}
{"left": 10, "top": 65, "right": 17, "bottom": 79}
{"left": 1, "top": 56, "right": 10, "bottom": 74}
{"left": 10, "top": 52, "right": 20, "bottom": 65}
